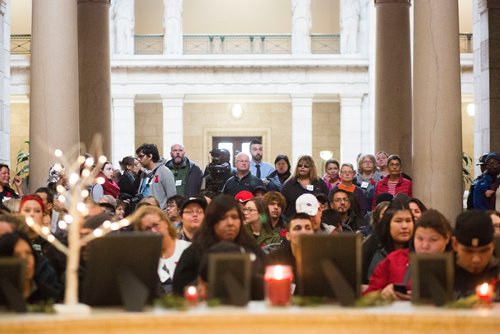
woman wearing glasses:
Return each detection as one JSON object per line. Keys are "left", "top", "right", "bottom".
{"left": 243, "top": 198, "right": 281, "bottom": 248}
{"left": 280, "top": 155, "right": 329, "bottom": 218}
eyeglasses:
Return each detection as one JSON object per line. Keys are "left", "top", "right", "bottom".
{"left": 242, "top": 208, "right": 258, "bottom": 213}
{"left": 183, "top": 209, "right": 204, "bottom": 216}
{"left": 389, "top": 162, "right": 401, "bottom": 167}
{"left": 341, "top": 171, "right": 354, "bottom": 175}
{"left": 333, "top": 198, "right": 350, "bottom": 203}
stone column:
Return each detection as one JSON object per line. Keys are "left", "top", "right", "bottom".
{"left": 110, "top": 0, "right": 134, "bottom": 55}
{"left": 0, "top": 0, "right": 10, "bottom": 164}
{"left": 163, "top": 0, "right": 183, "bottom": 55}
{"left": 291, "top": 95, "right": 313, "bottom": 164}
{"left": 374, "top": 0, "right": 412, "bottom": 174}
{"left": 112, "top": 95, "right": 135, "bottom": 166}
{"left": 291, "top": 0, "right": 311, "bottom": 55}
{"left": 474, "top": 0, "right": 500, "bottom": 158}
{"left": 340, "top": 94, "right": 364, "bottom": 164}
{"left": 162, "top": 95, "right": 184, "bottom": 152}
{"left": 30, "top": 0, "right": 80, "bottom": 191}
{"left": 413, "top": 0, "right": 463, "bottom": 222}
{"left": 78, "top": 0, "right": 112, "bottom": 158}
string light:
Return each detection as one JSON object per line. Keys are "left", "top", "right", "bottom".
{"left": 77, "top": 155, "right": 86, "bottom": 164}
{"left": 96, "top": 177, "right": 105, "bottom": 185}
{"left": 54, "top": 149, "right": 63, "bottom": 157}
{"left": 85, "top": 157, "right": 95, "bottom": 167}
{"left": 69, "top": 172, "right": 80, "bottom": 185}
{"left": 57, "top": 195, "right": 66, "bottom": 203}
{"left": 93, "top": 229, "right": 103, "bottom": 238}
{"left": 58, "top": 220, "right": 68, "bottom": 230}
{"left": 64, "top": 215, "right": 74, "bottom": 224}
{"left": 81, "top": 169, "right": 91, "bottom": 177}
{"left": 56, "top": 185, "right": 66, "bottom": 194}
{"left": 98, "top": 155, "right": 107, "bottom": 164}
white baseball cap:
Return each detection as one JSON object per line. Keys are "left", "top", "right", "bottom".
{"left": 295, "top": 193, "right": 319, "bottom": 216}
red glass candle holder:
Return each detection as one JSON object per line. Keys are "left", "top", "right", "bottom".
{"left": 184, "top": 285, "right": 199, "bottom": 306}
{"left": 265, "top": 265, "right": 294, "bottom": 307}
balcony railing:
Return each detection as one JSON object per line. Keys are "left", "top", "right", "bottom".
{"left": 134, "top": 34, "right": 163, "bottom": 54}
{"left": 459, "top": 33, "right": 473, "bottom": 53}
{"left": 10, "top": 33, "right": 473, "bottom": 56}
{"left": 11, "top": 34, "right": 31, "bottom": 54}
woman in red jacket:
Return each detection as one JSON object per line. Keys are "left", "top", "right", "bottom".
{"left": 372, "top": 155, "right": 412, "bottom": 209}
{"left": 365, "top": 209, "right": 452, "bottom": 300}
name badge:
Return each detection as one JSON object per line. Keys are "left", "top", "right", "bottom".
{"left": 175, "top": 180, "right": 182, "bottom": 186}
{"left": 306, "top": 185, "right": 314, "bottom": 191}
{"left": 361, "top": 181, "right": 370, "bottom": 189}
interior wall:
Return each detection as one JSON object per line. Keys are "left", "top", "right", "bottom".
{"left": 459, "top": 0, "right": 473, "bottom": 33}
{"left": 183, "top": 102, "right": 292, "bottom": 168}
{"left": 10, "top": 102, "right": 30, "bottom": 170}
{"left": 135, "top": 0, "right": 339, "bottom": 35}
{"left": 461, "top": 101, "right": 475, "bottom": 179}
{"left": 135, "top": 102, "right": 164, "bottom": 156}
{"left": 312, "top": 102, "right": 340, "bottom": 175}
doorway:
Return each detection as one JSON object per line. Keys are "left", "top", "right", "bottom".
{"left": 212, "top": 136, "right": 262, "bottom": 166}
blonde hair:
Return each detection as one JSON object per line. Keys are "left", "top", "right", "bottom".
{"left": 131, "top": 205, "right": 177, "bottom": 239}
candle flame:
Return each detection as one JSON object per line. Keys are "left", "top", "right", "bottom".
{"left": 273, "top": 265, "right": 285, "bottom": 280}
{"left": 479, "top": 282, "right": 490, "bottom": 295}
{"left": 186, "top": 286, "right": 197, "bottom": 296}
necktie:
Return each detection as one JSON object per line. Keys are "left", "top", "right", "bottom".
{"left": 256, "top": 164, "right": 261, "bottom": 178}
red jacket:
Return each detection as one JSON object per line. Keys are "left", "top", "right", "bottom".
{"left": 365, "top": 248, "right": 411, "bottom": 294}
{"left": 372, "top": 175, "right": 412, "bottom": 209}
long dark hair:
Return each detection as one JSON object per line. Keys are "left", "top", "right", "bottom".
{"left": 194, "top": 195, "right": 259, "bottom": 252}
{"left": 378, "top": 202, "right": 413, "bottom": 253}
{"left": 246, "top": 198, "right": 274, "bottom": 233}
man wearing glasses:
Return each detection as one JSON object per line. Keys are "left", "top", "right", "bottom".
{"left": 328, "top": 163, "right": 369, "bottom": 215}
{"left": 328, "top": 188, "right": 367, "bottom": 234}
{"left": 222, "top": 152, "right": 264, "bottom": 197}
{"left": 136, "top": 143, "right": 177, "bottom": 210}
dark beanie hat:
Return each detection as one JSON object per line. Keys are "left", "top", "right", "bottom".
{"left": 454, "top": 210, "right": 494, "bottom": 247}
{"left": 376, "top": 192, "right": 394, "bottom": 205}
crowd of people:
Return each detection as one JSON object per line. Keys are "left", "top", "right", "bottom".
{"left": 0, "top": 141, "right": 499, "bottom": 305}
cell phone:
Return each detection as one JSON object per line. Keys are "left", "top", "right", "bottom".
{"left": 394, "top": 284, "right": 408, "bottom": 294}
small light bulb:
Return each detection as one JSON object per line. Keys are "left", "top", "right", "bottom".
{"left": 96, "top": 177, "right": 105, "bottom": 185}
{"left": 98, "top": 155, "right": 107, "bottom": 164}
{"left": 58, "top": 221, "right": 68, "bottom": 230}
{"left": 93, "top": 229, "right": 103, "bottom": 237}
{"left": 54, "top": 149, "right": 63, "bottom": 157}
{"left": 47, "top": 235, "right": 55, "bottom": 242}
{"left": 41, "top": 226, "right": 50, "bottom": 235}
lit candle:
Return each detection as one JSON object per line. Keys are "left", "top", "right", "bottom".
{"left": 184, "top": 285, "right": 199, "bottom": 305}
{"left": 475, "top": 282, "right": 494, "bottom": 303}
{"left": 264, "top": 265, "right": 294, "bottom": 306}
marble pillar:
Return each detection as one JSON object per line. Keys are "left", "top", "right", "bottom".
{"left": 112, "top": 95, "right": 135, "bottom": 166}
{"left": 413, "top": 0, "right": 463, "bottom": 222}
{"left": 162, "top": 95, "right": 184, "bottom": 152}
{"left": 0, "top": 0, "right": 10, "bottom": 164}
{"left": 291, "top": 0, "right": 311, "bottom": 55}
{"left": 474, "top": 0, "right": 500, "bottom": 159}
{"left": 374, "top": 0, "right": 412, "bottom": 174}
{"left": 163, "top": 0, "right": 183, "bottom": 55}
{"left": 340, "top": 94, "right": 364, "bottom": 165}
{"left": 291, "top": 95, "right": 313, "bottom": 164}
{"left": 78, "top": 0, "right": 112, "bottom": 158}
{"left": 30, "top": 0, "right": 80, "bottom": 191}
